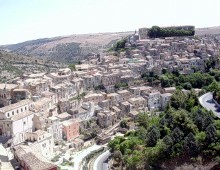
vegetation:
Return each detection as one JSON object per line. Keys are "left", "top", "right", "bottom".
{"left": 160, "top": 71, "right": 214, "bottom": 89}
{"left": 120, "top": 119, "right": 129, "bottom": 129}
{"left": 108, "top": 90, "right": 220, "bottom": 169}
{"left": 115, "top": 82, "right": 128, "bottom": 89}
{"left": 94, "top": 85, "right": 105, "bottom": 91}
{"left": 148, "top": 26, "right": 195, "bottom": 38}
{"left": 208, "top": 80, "right": 220, "bottom": 103}
{"left": 81, "top": 147, "right": 106, "bottom": 170}
{"left": 69, "top": 92, "right": 86, "bottom": 101}
{"left": 109, "top": 38, "right": 127, "bottom": 52}
{"left": 68, "top": 63, "right": 76, "bottom": 71}
{"left": 51, "top": 42, "right": 82, "bottom": 63}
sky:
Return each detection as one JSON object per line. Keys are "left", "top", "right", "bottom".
{"left": 0, "top": 0, "right": 219, "bottom": 45}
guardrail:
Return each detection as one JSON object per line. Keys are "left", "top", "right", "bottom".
{"left": 79, "top": 147, "right": 107, "bottom": 170}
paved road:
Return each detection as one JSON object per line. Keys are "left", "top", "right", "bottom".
{"left": 199, "top": 92, "right": 220, "bottom": 118}
{"left": 93, "top": 150, "right": 111, "bottom": 170}
{"left": 72, "top": 144, "right": 102, "bottom": 170}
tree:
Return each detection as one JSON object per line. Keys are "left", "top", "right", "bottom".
{"left": 108, "top": 136, "right": 125, "bottom": 152}
{"left": 208, "top": 80, "right": 220, "bottom": 92}
{"left": 205, "top": 124, "right": 217, "bottom": 143}
{"left": 136, "top": 126, "right": 148, "bottom": 141}
{"left": 120, "top": 119, "right": 128, "bottom": 129}
{"left": 183, "top": 82, "right": 192, "bottom": 90}
{"left": 171, "top": 127, "right": 184, "bottom": 143}
{"left": 147, "top": 26, "right": 195, "bottom": 38}
{"left": 137, "top": 113, "right": 149, "bottom": 129}
{"left": 163, "top": 135, "right": 174, "bottom": 157}
{"left": 163, "top": 135, "right": 173, "bottom": 147}
{"left": 146, "top": 126, "right": 160, "bottom": 147}
{"left": 68, "top": 63, "right": 76, "bottom": 71}
{"left": 170, "top": 90, "right": 188, "bottom": 109}
{"left": 195, "top": 131, "right": 206, "bottom": 143}
{"left": 183, "top": 132, "right": 199, "bottom": 156}
{"left": 124, "top": 150, "right": 144, "bottom": 170}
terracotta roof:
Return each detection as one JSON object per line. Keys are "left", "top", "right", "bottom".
{"left": 23, "top": 152, "right": 56, "bottom": 170}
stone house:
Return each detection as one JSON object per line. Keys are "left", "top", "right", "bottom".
{"left": 98, "top": 99, "right": 110, "bottom": 110}
{"left": 83, "top": 93, "right": 104, "bottom": 104}
{"left": 147, "top": 91, "right": 161, "bottom": 111}
{"left": 23, "top": 78, "right": 51, "bottom": 96}
{"left": 61, "top": 119, "right": 80, "bottom": 141}
{"left": 160, "top": 93, "right": 172, "bottom": 109}
{"left": 57, "top": 99, "right": 71, "bottom": 114}
{"left": 41, "top": 91, "right": 58, "bottom": 105}
{"left": 71, "top": 78, "right": 84, "bottom": 95}
{"left": 46, "top": 116, "right": 62, "bottom": 142}
{"left": 128, "top": 96, "right": 147, "bottom": 111}
{"left": 106, "top": 93, "right": 120, "bottom": 106}
{"left": 119, "top": 101, "right": 131, "bottom": 118}
{"left": 25, "top": 130, "right": 55, "bottom": 159}
{"left": 48, "top": 68, "right": 72, "bottom": 85}
{"left": 117, "top": 90, "right": 131, "bottom": 102}
{"left": 97, "top": 110, "right": 117, "bottom": 128}
{"left": 13, "top": 145, "right": 57, "bottom": 170}
{"left": 0, "top": 111, "right": 35, "bottom": 145}
{"left": 0, "top": 84, "right": 18, "bottom": 107}
{"left": 82, "top": 75, "right": 95, "bottom": 89}
{"left": 101, "top": 72, "right": 121, "bottom": 87}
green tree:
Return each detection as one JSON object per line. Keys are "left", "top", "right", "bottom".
{"left": 171, "top": 127, "right": 184, "bottom": 143}
{"left": 170, "top": 90, "right": 188, "bottom": 109}
{"left": 146, "top": 126, "right": 160, "bottom": 147}
{"left": 205, "top": 124, "right": 217, "bottom": 143}
{"left": 68, "top": 63, "right": 76, "bottom": 71}
{"left": 208, "top": 80, "right": 220, "bottom": 92}
{"left": 137, "top": 113, "right": 149, "bottom": 129}
{"left": 183, "top": 132, "right": 198, "bottom": 156}
{"left": 120, "top": 119, "right": 128, "bottom": 129}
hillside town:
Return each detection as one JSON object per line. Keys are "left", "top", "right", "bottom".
{"left": 1, "top": 26, "right": 220, "bottom": 170}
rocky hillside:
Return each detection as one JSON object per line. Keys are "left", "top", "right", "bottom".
{"left": 0, "top": 32, "right": 132, "bottom": 63}
{"left": 0, "top": 50, "right": 66, "bottom": 82}
{"left": 196, "top": 26, "right": 220, "bottom": 35}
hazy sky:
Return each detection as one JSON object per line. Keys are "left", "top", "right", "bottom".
{"left": 0, "top": 0, "right": 219, "bottom": 44}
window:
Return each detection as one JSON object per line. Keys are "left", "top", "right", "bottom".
{"left": 17, "top": 110, "right": 19, "bottom": 114}
{"left": 25, "top": 107, "right": 27, "bottom": 111}
{"left": 23, "top": 121, "right": 26, "bottom": 125}
{"left": 12, "top": 111, "right": 14, "bottom": 115}
{"left": 7, "top": 113, "right": 9, "bottom": 117}
{"left": 21, "top": 108, "right": 23, "bottom": 112}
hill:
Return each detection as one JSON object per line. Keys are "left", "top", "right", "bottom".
{"left": 0, "top": 32, "right": 132, "bottom": 63}
{"left": 0, "top": 50, "right": 66, "bottom": 82}
{"left": 196, "top": 26, "right": 220, "bottom": 35}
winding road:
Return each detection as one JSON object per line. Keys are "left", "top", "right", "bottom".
{"left": 93, "top": 150, "right": 111, "bottom": 170}
{"left": 199, "top": 92, "right": 220, "bottom": 118}
{"left": 72, "top": 144, "right": 102, "bottom": 170}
